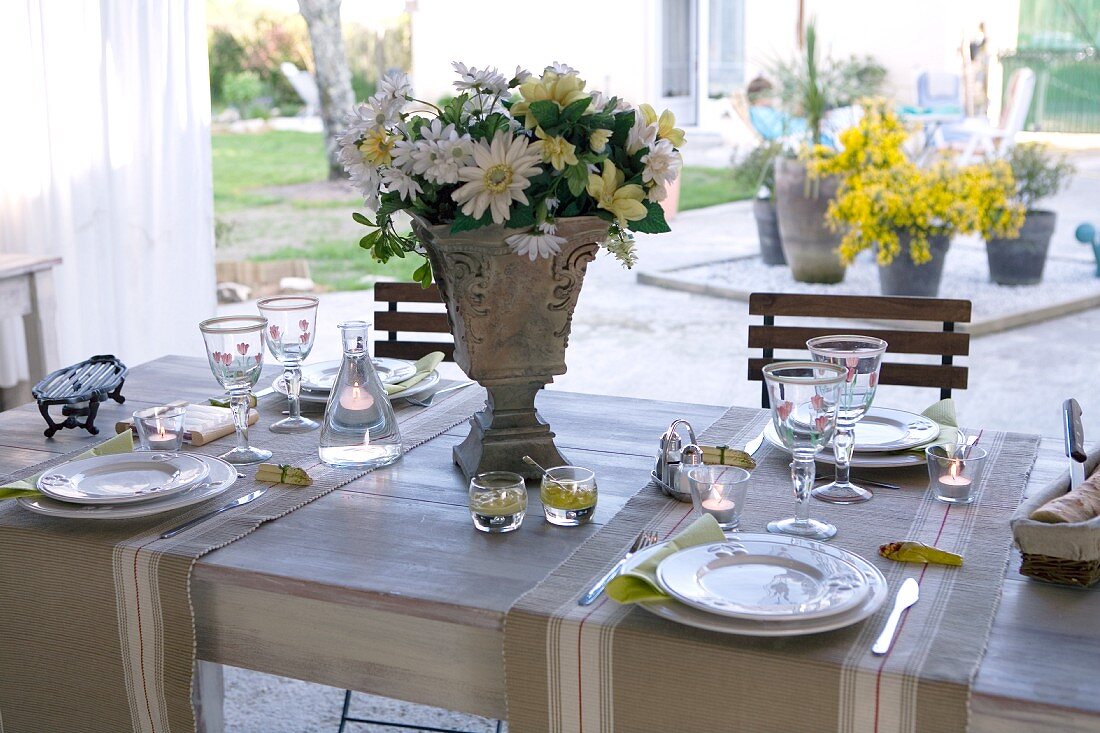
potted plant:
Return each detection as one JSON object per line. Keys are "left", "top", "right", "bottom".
{"left": 986, "top": 143, "right": 1075, "bottom": 285}
{"left": 814, "top": 101, "right": 1023, "bottom": 297}
{"left": 338, "top": 62, "right": 682, "bottom": 478}
{"left": 734, "top": 141, "right": 785, "bottom": 265}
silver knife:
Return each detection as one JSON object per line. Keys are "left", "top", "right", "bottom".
{"left": 872, "top": 578, "right": 920, "bottom": 655}
{"left": 743, "top": 426, "right": 768, "bottom": 456}
{"left": 1064, "top": 399, "right": 1086, "bottom": 489}
{"left": 159, "top": 488, "right": 267, "bottom": 539}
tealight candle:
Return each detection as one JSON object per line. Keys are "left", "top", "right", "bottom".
{"left": 339, "top": 382, "right": 375, "bottom": 411}
{"left": 146, "top": 426, "right": 180, "bottom": 451}
{"left": 701, "top": 489, "right": 739, "bottom": 525}
{"left": 688, "top": 466, "right": 751, "bottom": 531}
{"left": 927, "top": 445, "right": 988, "bottom": 505}
{"left": 133, "top": 405, "right": 186, "bottom": 452}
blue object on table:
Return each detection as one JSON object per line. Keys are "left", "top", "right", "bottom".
{"left": 749, "top": 106, "right": 807, "bottom": 141}
{"left": 1075, "top": 223, "right": 1100, "bottom": 276}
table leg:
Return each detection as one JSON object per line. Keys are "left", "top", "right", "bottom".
{"left": 23, "top": 268, "right": 60, "bottom": 383}
{"left": 193, "top": 661, "right": 225, "bottom": 733}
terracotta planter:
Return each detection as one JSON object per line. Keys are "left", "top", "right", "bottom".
{"left": 410, "top": 214, "right": 605, "bottom": 479}
{"left": 753, "top": 198, "right": 785, "bottom": 266}
{"left": 986, "top": 210, "right": 1056, "bottom": 285}
{"left": 773, "top": 157, "right": 845, "bottom": 283}
{"left": 878, "top": 232, "right": 952, "bottom": 297}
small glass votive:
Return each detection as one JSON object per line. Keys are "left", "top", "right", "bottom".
{"left": 468, "top": 472, "right": 527, "bottom": 533}
{"left": 540, "top": 466, "right": 598, "bottom": 526}
{"left": 133, "top": 405, "right": 187, "bottom": 452}
{"left": 926, "top": 445, "right": 989, "bottom": 504}
{"left": 687, "top": 465, "right": 751, "bottom": 531}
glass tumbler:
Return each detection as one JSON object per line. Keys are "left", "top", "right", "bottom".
{"left": 540, "top": 466, "right": 598, "bottom": 526}
{"left": 469, "top": 472, "right": 527, "bottom": 533}
{"left": 687, "top": 465, "right": 751, "bottom": 531}
{"left": 927, "top": 444, "right": 989, "bottom": 504}
{"left": 133, "top": 405, "right": 186, "bottom": 451}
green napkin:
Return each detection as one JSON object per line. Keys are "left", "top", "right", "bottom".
{"left": 605, "top": 514, "right": 725, "bottom": 604}
{"left": 0, "top": 430, "right": 134, "bottom": 501}
{"left": 384, "top": 351, "right": 445, "bottom": 396}
{"left": 905, "top": 398, "right": 959, "bottom": 455}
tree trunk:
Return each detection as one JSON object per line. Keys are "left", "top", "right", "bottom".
{"left": 297, "top": 0, "right": 355, "bottom": 181}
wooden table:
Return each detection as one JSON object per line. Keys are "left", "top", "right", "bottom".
{"left": 0, "top": 254, "right": 61, "bottom": 391}
{"left": 1, "top": 356, "right": 1097, "bottom": 732}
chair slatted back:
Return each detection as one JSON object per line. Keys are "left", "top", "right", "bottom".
{"left": 373, "top": 282, "right": 455, "bottom": 362}
{"left": 748, "top": 292, "right": 971, "bottom": 407}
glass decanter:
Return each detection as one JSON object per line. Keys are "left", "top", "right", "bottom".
{"left": 318, "top": 321, "right": 403, "bottom": 469}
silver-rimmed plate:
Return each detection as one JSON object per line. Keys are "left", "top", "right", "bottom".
{"left": 22, "top": 455, "right": 237, "bottom": 519}
{"left": 275, "top": 369, "right": 441, "bottom": 404}
{"left": 628, "top": 536, "right": 888, "bottom": 636}
{"left": 656, "top": 536, "right": 872, "bottom": 621}
{"left": 300, "top": 358, "right": 417, "bottom": 391}
{"left": 36, "top": 452, "right": 209, "bottom": 505}
{"left": 839, "top": 408, "right": 940, "bottom": 453}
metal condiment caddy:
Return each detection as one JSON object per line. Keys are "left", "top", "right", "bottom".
{"left": 653, "top": 419, "right": 702, "bottom": 502}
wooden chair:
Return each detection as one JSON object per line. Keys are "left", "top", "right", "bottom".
{"left": 747, "top": 292, "right": 971, "bottom": 407}
{"left": 373, "top": 282, "right": 455, "bottom": 362}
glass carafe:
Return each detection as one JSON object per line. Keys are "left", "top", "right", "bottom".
{"left": 318, "top": 321, "right": 403, "bottom": 469}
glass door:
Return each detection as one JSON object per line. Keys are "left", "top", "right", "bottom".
{"left": 661, "top": 0, "right": 698, "bottom": 125}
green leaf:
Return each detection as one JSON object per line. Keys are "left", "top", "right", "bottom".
{"left": 358, "top": 229, "right": 382, "bottom": 249}
{"left": 413, "top": 260, "right": 433, "bottom": 288}
{"left": 566, "top": 162, "right": 590, "bottom": 197}
{"left": 352, "top": 212, "right": 375, "bottom": 227}
{"left": 377, "top": 197, "right": 407, "bottom": 219}
{"left": 506, "top": 203, "right": 536, "bottom": 229}
{"left": 629, "top": 200, "right": 671, "bottom": 234}
{"left": 450, "top": 211, "right": 491, "bottom": 233}
{"left": 561, "top": 96, "right": 592, "bottom": 123}
{"left": 529, "top": 100, "right": 561, "bottom": 130}
{"left": 610, "top": 110, "right": 636, "bottom": 148}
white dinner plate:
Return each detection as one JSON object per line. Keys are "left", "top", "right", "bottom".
{"left": 837, "top": 408, "right": 940, "bottom": 453}
{"left": 36, "top": 452, "right": 209, "bottom": 505}
{"left": 656, "top": 537, "right": 871, "bottom": 621}
{"left": 21, "top": 455, "right": 237, "bottom": 519}
{"left": 762, "top": 410, "right": 935, "bottom": 468}
{"left": 275, "top": 369, "right": 441, "bottom": 404}
{"left": 301, "top": 358, "right": 417, "bottom": 390}
{"left": 627, "top": 536, "right": 889, "bottom": 637}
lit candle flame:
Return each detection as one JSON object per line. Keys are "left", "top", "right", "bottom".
{"left": 949, "top": 459, "right": 961, "bottom": 480}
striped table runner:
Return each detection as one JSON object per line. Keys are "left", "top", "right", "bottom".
{"left": 505, "top": 406, "right": 1040, "bottom": 733}
{"left": 0, "top": 385, "right": 484, "bottom": 733}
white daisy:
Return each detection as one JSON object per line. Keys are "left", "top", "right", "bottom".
{"left": 626, "top": 109, "right": 658, "bottom": 155}
{"left": 381, "top": 166, "right": 422, "bottom": 201}
{"left": 391, "top": 136, "right": 419, "bottom": 173}
{"left": 426, "top": 135, "right": 474, "bottom": 184}
{"left": 641, "top": 139, "right": 683, "bottom": 188}
{"left": 337, "top": 127, "right": 382, "bottom": 209}
{"left": 452, "top": 62, "right": 509, "bottom": 95}
{"left": 506, "top": 229, "right": 566, "bottom": 260}
{"left": 376, "top": 70, "right": 412, "bottom": 105}
{"left": 453, "top": 131, "right": 544, "bottom": 225}
{"left": 356, "top": 96, "right": 400, "bottom": 130}
{"left": 545, "top": 61, "right": 579, "bottom": 76}
{"left": 510, "top": 65, "right": 532, "bottom": 86}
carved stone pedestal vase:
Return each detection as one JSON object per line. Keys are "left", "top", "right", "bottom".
{"left": 410, "top": 215, "right": 606, "bottom": 480}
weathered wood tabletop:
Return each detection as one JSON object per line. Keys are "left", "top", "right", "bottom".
{"left": 1, "top": 356, "right": 1096, "bottom": 732}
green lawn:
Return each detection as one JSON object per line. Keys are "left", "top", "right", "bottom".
{"left": 212, "top": 131, "right": 749, "bottom": 290}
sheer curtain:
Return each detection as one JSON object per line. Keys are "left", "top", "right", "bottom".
{"left": 0, "top": 0, "right": 215, "bottom": 388}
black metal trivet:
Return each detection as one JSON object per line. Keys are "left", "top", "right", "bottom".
{"left": 32, "top": 355, "right": 127, "bottom": 437}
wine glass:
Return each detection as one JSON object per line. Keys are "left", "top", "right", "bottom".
{"left": 257, "top": 296, "right": 320, "bottom": 433}
{"left": 762, "top": 361, "right": 846, "bottom": 540}
{"left": 806, "top": 335, "right": 888, "bottom": 504}
{"left": 199, "top": 315, "right": 272, "bottom": 465}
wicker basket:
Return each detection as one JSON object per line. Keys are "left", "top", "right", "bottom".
{"left": 1011, "top": 449, "right": 1100, "bottom": 587}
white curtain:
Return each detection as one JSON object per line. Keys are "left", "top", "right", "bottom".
{"left": 0, "top": 0, "right": 215, "bottom": 388}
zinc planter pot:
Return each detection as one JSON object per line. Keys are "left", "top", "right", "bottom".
{"left": 773, "top": 157, "right": 845, "bottom": 283}
{"left": 986, "top": 210, "right": 1056, "bottom": 286}
{"left": 753, "top": 198, "right": 786, "bottom": 266}
{"left": 877, "top": 232, "right": 952, "bottom": 298}
{"left": 410, "top": 214, "right": 605, "bottom": 480}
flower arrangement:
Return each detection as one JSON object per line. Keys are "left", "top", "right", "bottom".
{"left": 810, "top": 100, "right": 1024, "bottom": 265}
{"left": 338, "top": 62, "right": 684, "bottom": 285}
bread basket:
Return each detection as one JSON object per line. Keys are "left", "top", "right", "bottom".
{"left": 1010, "top": 449, "right": 1100, "bottom": 587}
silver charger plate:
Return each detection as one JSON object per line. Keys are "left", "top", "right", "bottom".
{"left": 655, "top": 536, "right": 871, "bottom": 621}
{"left": 36, "top": 452, "right": 209, "bottom": 505}
{"left": 626, "top": 536, "right": 889, "bottom": 637}
{"left": 275, "top": 369, "right": 441, "bottom": 404}
{"left": 762, "top": 406, "right": 939, "bottom": 468}
{"left": 837, "top": 408, "right": 940, "bottom": 453}
{"left": 301, "top": 358, "right": 417, "bottom": 390}
{"left": 21, "top": 455, "right": 237, "bottom": 519}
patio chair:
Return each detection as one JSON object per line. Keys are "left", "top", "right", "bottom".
{"left": 746, "top": 292, "right": 971, "bottom": 408}
{"left": 337, "top": 691, "right": 502, "bottom": 733}
{"left": 373, "top": 281, "right": 455, "bottom": 362}
{"left": 916, "top": 71, "right": 963, "bottom": 110}
{"left": 279, "top": 61, "right": 321, "bottom": 117}
{"left": 941, "top": 68, "right": 1035, "bottom": 165}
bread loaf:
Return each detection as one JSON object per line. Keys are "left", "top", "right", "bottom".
{"left": 1030, "top": 467, "right": 1100, "bottom": 523}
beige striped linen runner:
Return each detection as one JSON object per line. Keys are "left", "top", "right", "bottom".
{"left": 0, "top": 385, "right": 484, "bottom": 733}
{"left": 505, "top": 406, "right": 1040, "bottom": 733}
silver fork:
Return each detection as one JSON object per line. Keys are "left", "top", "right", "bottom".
{"left": 401, "top": 381, "right": 475, "bottom": 408}
{"left": 578, "top": 529, "right": 659, "bottom": 605}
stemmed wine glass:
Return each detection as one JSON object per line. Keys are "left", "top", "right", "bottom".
{"left": 806, "top": 335, "right": 888, "bottom": 504}
{"left": 257, "top": 296, "right": 320, "bottom": 433}
{"left": 762, "top": 361, "right": 846, "bottom": 541}
{"left": 199, "top": 315, "right": 272, "bottom": 464}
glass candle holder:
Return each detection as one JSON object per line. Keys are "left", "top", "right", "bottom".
{"left": 687, "top": 465, "right": 751, "bottom": 531}
{"left": 468, "top": 472, "right": 527, "bottom": 533}
{"left": 133, "top": 405, "right": 186, "bottom": 452}
{"left": 927, "top": 445, "right": 989, "bottom": 505}
{"left": 540, "top": 466, "right": 598, "bottom": 526}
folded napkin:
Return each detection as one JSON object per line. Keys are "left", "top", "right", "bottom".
{"left": 0, "top": 430, "right": 134, "bottom": 501}
{"left": 606, "top": 514, "right": 725, "bottom": 604}
{"left": 905, "top": 398, "right": 959, "bottom": 455}
{"left": 384, "top": 351, "right": 444, "bottom": 396}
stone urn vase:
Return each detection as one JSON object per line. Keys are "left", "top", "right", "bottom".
{"left": 409, "top": 214, "right": 606, "bottom": 480}
{"left": 878, "top": 232, "right": 952, "bottom": 298}
{"left": 773, "top": 157, "right": 845, "bottom": 283}
{"left": 985, "top": 210, "right": 1056, "bottom": 285}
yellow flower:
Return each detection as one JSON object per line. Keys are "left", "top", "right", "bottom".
{"left": 639, "top": 104, "right": 685, "bottom": 147}
{"left": 511, "top": 71, "right": 589, "bottom": 129}
{"left": 358, "top": 129, "right": 397, "bottom": 166}
{"left": 586, "top": 160, "right": 647, "bottom": 225}
{"left": 534, "top": 127, "right": 578, "bottom": 170}
{"left": 589, "top": 128, "right": 612, "bottom": 153}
